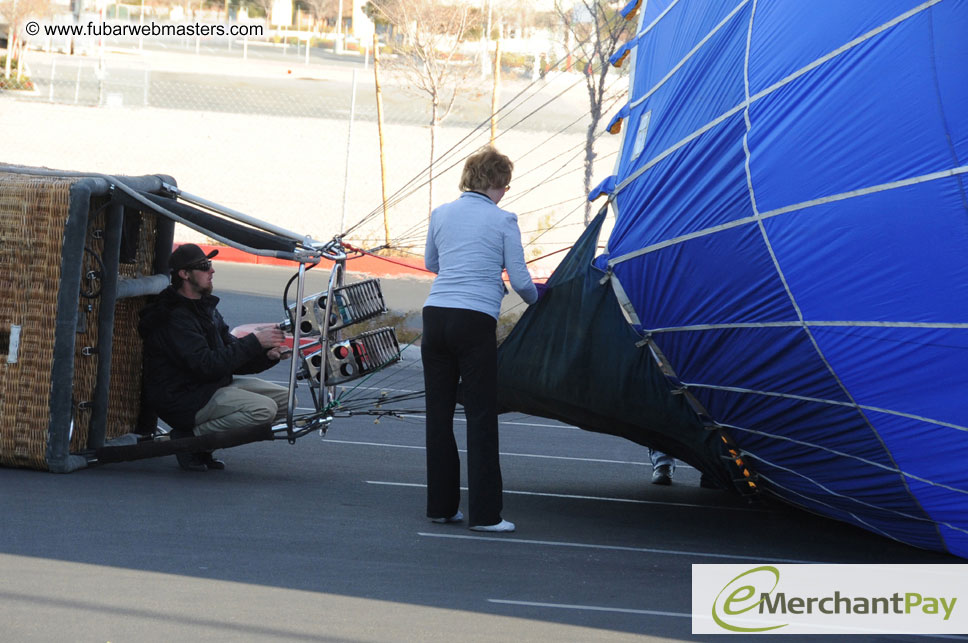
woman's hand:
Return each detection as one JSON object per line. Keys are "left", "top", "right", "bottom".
{"left": 534, "top": 282, "right": 550, "bottom": 302}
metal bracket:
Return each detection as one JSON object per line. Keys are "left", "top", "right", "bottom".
{"left": 160, "top": 181, "right": 180, "bottom": 197}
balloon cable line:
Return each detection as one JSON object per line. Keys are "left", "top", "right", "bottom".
{"left": 377, "top": 138, "right": 619, "bottom": 252}
{"left": 342, "top": 25, "right": 627, "bottom": 238}
{"left": 331, "top": 9, "right": 636, "bottom": 414}
{"left": 728, "top": 425, "right": 968, "bottom": 501}
{"left": 341, "top": 6, "right": 634, "bottom": 240}
{"left": 364, "top": 79, "right": 626, "bottom": 251}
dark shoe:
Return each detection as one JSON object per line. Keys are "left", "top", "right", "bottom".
{"left": 430, "top": 510, "right": 463, "bottom": 524}
{"left": 199, "top": 452, "right": 226, "bottom": 470}
{"left": 176, "top": 452, "right": 208, "bottom": 472}
{"left": 651, "top": 464, "right": 673, "bottom": 486}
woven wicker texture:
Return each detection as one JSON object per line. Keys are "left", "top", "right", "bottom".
{"left": 1, "top": 171, "right": 160, "bottom": 469}
{"left": 107, "top": 211, "right": 157, "bottom": 440}
{"left": 0, "top": 173, "right": 74, "bottom": 470}
{"left": 69, "top": 206, "right": 159, "bottom": 450}
{"left": 69, "top": 200, "right": 107, "bottom": 452}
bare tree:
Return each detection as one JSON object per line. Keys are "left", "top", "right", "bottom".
{"left": 555, "top": 0, "right": 632, "bottom": 224}
{"left": 368, "top": 0, "right": 480, "bottom": 217}
{"left": 2, "top": 0, "right": 50, "bottom": 80}
{"left": 301, "top": 0, "right": 339, "bottom": 30}
{"left": 248, "top": 0, "right": 273, "bottom": 22}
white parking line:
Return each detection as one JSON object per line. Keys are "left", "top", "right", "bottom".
{"left": 488, "top": 599, "right": 690, "bottom": 618}
{"left": 330, "top": 439, "right": 652, "bottom": 466}
{"left": 417, "top": 532, "right": 821, "bottom": 563}
{"left": 267, "top": 381, "right": 420, "bottom": 394}
{"left": 267, "top": 380, "right": 585, "bottom": 430}
{"left": 366, "top": 480, "right": 764, "bottom": 512}
{"left": 473, "top": 416, "right": 580, "bottom": 430}
{"left": 490, "top": 603, "right": 968, "bottom": 639}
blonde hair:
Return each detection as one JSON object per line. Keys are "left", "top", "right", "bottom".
{"left": 459, "top": 146, "right": 513, "bottom": 193}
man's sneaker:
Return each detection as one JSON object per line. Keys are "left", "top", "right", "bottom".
{"left": 431, "top": 510, "right": 463, "bottom": 524}
{"left": 200, "top": 452, "right": 226, "bottom": 470}
{"left": 176, "top": 452, "right": 208, "bottom": 472}
{"left": 651, "top": 464, "right": 673, "bottom": 485}
{"left": 470, "top": 519, "right": 515, "bottom": 532}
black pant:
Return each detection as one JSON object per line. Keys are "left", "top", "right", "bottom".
{"left": 422, "top": 306, "right": 503, "bottom": 527}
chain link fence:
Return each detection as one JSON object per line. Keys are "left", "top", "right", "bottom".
{"left": 5, "top": 37, "right": 620, "bottom": 268}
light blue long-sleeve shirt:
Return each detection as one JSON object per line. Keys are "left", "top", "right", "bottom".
{"left": 424, "top": 191, "right": 538, "bottom": 319}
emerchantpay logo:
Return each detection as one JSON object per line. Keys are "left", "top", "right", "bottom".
{"left": 692, "top": 564, "right": 968, "bottom": 635}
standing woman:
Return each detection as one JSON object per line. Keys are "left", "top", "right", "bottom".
{"left": 422, "top": 146, "right": 538, "bottom": 532}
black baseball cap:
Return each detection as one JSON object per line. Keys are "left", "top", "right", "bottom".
{"left": 169, "top": 243, "right": 219, "bottom": 272}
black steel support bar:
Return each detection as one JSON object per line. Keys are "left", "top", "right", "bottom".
{"left": 46, "top": 179, "right": 102, "bottom": 473}
{"left": 93, "top": 424, "right": 274, "bottom": 464}
{"left": 86, "top": 197, "right": 124, "bottom": 451}
{"left": 149, "top": 182, "right": 177, "bottom": 275}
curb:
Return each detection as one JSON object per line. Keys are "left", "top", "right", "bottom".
{"left": 184, "top": 244, "right": 551, "bottom": 282}
{"left": 191, "top": 244, "right": 434, "bottom": 279}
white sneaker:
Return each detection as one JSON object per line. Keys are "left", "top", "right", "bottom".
{"left": 430, "top": 510, "right": 463, "bottom": 524}
{"left": 470, "top": 519, "right": 515, "bottom": 532}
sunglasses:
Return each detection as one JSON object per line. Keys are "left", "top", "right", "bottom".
{"left": 184, "top": 259, "right": 213, "bottom": 272}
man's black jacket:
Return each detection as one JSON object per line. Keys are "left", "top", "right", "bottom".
{"left": 138, "top": 286, "right": 277, "bottom": 431}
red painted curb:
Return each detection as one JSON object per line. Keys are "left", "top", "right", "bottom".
{"left": 183, "top": 244, "right": 434, "bottom": 279}
{"left": 178, "top": 244, "right": 551, "bottom": 282}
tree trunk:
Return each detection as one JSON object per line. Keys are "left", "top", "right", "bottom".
{"left": 583, "top": 123, "right": 596, "bottom": 225}
{"left": 374, "top": 32, "right": 390, "bottom": 245}
{"left": 429, "top": 98, "right": 438, "bottom": 220}
{"left": 583, "top": 78, "right": 602, "bottom": 225}
{"left": 491, "top": 38, "right": 501, "bottom": 145}
{"left": 5, "top": 30, "right": 16, "bottom": 79}
{"left": 490, "top": 38, "right": 501, "bottom": 143}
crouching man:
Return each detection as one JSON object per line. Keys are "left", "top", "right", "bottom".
{"left": 138, "top": 243, "right": 290, "bottom": 471}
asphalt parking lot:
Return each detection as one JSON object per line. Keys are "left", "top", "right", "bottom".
{"left": 0, "top": 263, "right": 958, "bottom": 642}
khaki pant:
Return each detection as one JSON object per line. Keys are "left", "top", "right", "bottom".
{"left": 193, "top": 376, "right": 288, "bottom": 436}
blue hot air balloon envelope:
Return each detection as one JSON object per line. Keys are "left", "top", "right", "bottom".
{"left": 497, "top": 0, "right": 968, "bottom": 557}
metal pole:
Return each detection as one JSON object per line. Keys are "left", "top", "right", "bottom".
{"left": 491, "top": 36, "right": 500, "bottom": 143}
{"left": 319, "top": 261, "right": 344, "bottom": 413}
{"left": 87, "top": 199, "right": 125, "bottom": 451}
{"left": 373, "top": 32, "right": 389, "bottom": 246}
{"left": 285, "top": 262, "right": 308, "bottom": 434}
{"left": 335, "top": 0, "right": 343, "bottom": 54}
{"left": 48, "top": 56, "right": 56, "bottom": 102}
{"left": 339, "top": 69, "right": 358, "bottom": 234}
{"left": 74, "top": 62, "right": 81, "bottom": 104}
{"left": 176, "top": 188, "right": 317, "bottom": 243}
{"left": 480, "top": 0, "right": 489, "bottom": 77}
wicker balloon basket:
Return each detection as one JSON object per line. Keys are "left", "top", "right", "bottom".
{"left": 0, "top": 167, "right": 175, "bottom": 472}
